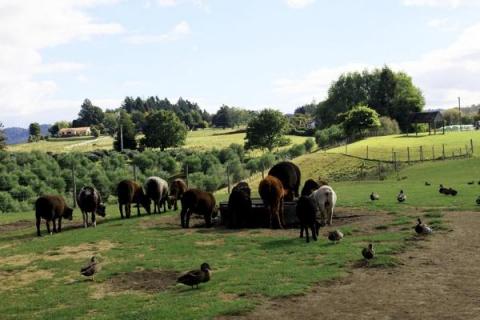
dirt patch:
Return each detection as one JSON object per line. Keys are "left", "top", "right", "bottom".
{"left": 217, "top": 211, "right": 480, "bottom": 320}
{"left": 0, "top": 254, "right": 33, "bottom": 267}
{"left": 0, "top": 267, "right": 54, "bottom": 290}
{"left": 0, "top": 220, "right": 32, "bottom": 232}
{"left": 45, "top": 240, "right": 116, "bottom": 261}
{"left": 219, "top": 293, "right": 240, "bottom": 302}
{"left": 103, "top": 270, "right": 180, "bottom": 294}
{"left": 195, "top": 239, "right": 225, "bottom": 246}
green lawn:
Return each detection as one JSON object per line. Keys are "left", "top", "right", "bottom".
{"left": 329, "top": 131, "right": 480, "bottom": 161}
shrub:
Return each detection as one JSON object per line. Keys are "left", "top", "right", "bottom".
{"left": 10, "top": 185, "right": 36, "bottom": 202}
{"left": 315, "top": 124, "right": 346, "bottom": 148}
{"left": 304, "top": 138, "right": 315, "bottom": 153}
{"left": 376, "top": 116, "right": 401, "bottom": 135}
{"left": 0, "top": 174, "right": 18, "bottom": 191}
{"left": 0, "top": 192, "right": 16, "bottom": 213}
{"left": 288, "top": 144, "right": 306, "bottom": 158}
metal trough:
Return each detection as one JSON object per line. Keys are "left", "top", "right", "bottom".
{"left": 219, "top": 198, "right": 299, "bottom": 228}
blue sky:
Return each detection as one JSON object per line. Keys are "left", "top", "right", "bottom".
{"left": 1, "top": 0, "right": 480, "bottom": 127}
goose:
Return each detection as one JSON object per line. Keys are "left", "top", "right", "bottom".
{"left": 80, "top": 256, "right": 99, "bottom": 281}
{"left": 362, "top": 243, "right": 375, "bottom": 260}
{"left": 468, "top": 181, "right": 475, "bottom": 185}
{"left": 415, "top": 218, "right": 432, "bottom": 235}
{"left": 370, "top": 192, "right": 380, "bottom": 201}
{"left": 476, "top": 196, "right": 480, "bottom": 206}
{"left": 448, "top": 188, "right": 458, "bottom": 196}
{"left": 439, "top": 184, "right": 448, "bottom": 194}
{"left": 177, "top": 263, "right": 211, "bottom": 289}
{"left": 328, "top": 230, "right": 344, "bottom": 243}
{"left": 397, "top": 190, "right": 406, "bottom": 203}
{"left": 425, "top": 181, "right": 431, "bottom": 186}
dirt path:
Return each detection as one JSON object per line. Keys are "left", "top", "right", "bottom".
{"left": 220, "top": 211, "right": 480, "bottom": 320}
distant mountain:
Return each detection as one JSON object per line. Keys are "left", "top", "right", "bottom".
{"left": 4, "top": 124, "right": 51, "bottom": 145}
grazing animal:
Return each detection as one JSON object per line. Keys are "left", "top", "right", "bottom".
{"left": 439, "top": 184, "right": 449, "bottom": 195}
{"left": 167, "top": 178, "right": 188, "bottom": 211}
{"left": 397, "top": 190, "right": 406, "bottom": 203}
{"left": 448, "top": 188, "right": 458, "bottom": 196}
{"left": 415, "top": 218, "right": 432, "bottom": 234}
{"left": 177, "top": 262, "right": 211, "bottom": 289}
{"left": 268, "top": 161, "right": 301, "bottom": 201}
{"left": 227, "top": 182, "right": 252, "bottom": 228}
{"left": 478, "top": 181, "right": 480, "bottom": 185}
{"left": 370, "top": 192, "right": 380, "bottom": 201}
{"left": 468, "top": 181, "right": 475, "bottom": 185}
{"left": 311, "top": 185, "right": 337, "bottom": 226}
{"left": 35, "top": 195, "right": 73, "bottom": 237}
{"left": 180, "top": 189, "right": 217, "bottom": 228}
{"left": 301, "top": 179, "right": 321, "bottom": 197}
{"left": 328, "top": 229, "right": 344, "bottom": 243}
{"left": 476, "top": 196, "right": 480, "bottom": 206}
{"left": 80, "top": 256, "right": 99, "bottom": 281}
{"left": 144, "top": 176, "right": 169, "bottom": 214}
{"left": 296, "top": 195, "right": 319, "bottom": 243}
{"left": 425, "top": 181, "right": 431, "bottom": 186}
{"left": 116, "top": 180, "right": 151, "bottom": 219}
{"left": 77, "top": 186, "right": 105, "bottom": 228}
{"left": 362, "top": 244, "right": 375, "bottom": 260}
{"left": 259, "top": 175, "right": 287, "bottom": 229}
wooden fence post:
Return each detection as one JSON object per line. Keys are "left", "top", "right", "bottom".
{"left": 393, "top": 152, "right": 398, "bottom": 173}
{"left": 432, "top": 145, "right": 435, "bottom": 161}
{"left": 471, "top": 139, "right": 474, "bottom": 154}
{"left": 377, "top": 161, "right": 381, "bottom": 180}
{"left": 71, "top": 164, "right": 77, "bottom": 208}
{"left": 407, "top": 147, "right": 410, "bottom": 165}
{"left": 442, "top": 144, "right": 446, "bottom": 160}
{"left": 366, "top": 146, "right": 369, "bottom": 159}
{"left": 226, "top": 165, "right": 231, "bottom": 194}
{"left": 420, "top": 146, "right": 423, "bottom": 162}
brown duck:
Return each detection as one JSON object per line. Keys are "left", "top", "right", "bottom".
{"left": 362, "top": 243, "right": 375, "bottom": 260}
{"left": 177, "top": 263, "right": 211, "bottom": 289}
{"left": 80, "top": 256, "right": 99, "bottom": 281}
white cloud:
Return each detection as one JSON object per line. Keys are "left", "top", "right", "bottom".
{"left": 156, "top": 0, "right": 177, "bottom": 6}
{"left": 274, "top": 22, "right": 480, "bottom": 110}
{"left": 0, "top": 0, "right": 124, "bottom": 127}
{"left": 285, "top": 0, "right": 315, "bottom": 9}
{"left": 125, "top": 21, "right": 191, "bottom": 45}
{"left": 403, "top": 0, "right": 480, "bottom": 7}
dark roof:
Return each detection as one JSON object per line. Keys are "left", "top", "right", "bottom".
{"left": 410, "top": 111, "right": 443, "bottom": 123}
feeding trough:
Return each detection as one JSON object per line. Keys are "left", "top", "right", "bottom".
{"left": 219, "top": 198, "right": 299, "bottom": 228}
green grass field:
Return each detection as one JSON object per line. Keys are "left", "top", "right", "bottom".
{"left": 329, "top": 131, "right": 480, "bottom": 161}
{"left": 7, "top": 128, "right": 309, "bottom": 154}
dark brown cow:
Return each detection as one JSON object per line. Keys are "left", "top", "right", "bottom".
{"left": 180, "top": 189, "right": 217, "bottom": 228}
{"left": 35, "top": 195, "right": 73, "bottom": 236}
{"left": 301, "top": 179, "right": 321, "bottom": 197}
{"left": 259, "top": 175, "right": 287, "bottom": 229}
{"left": 117, "top": 180, "right": 151, "bottom": 219}
{"left": 168, "top": 178, "right": 188, "bottom": 211}
{"left": 77, "top": 186, "right": 106, "bottom": 228}
{"left": 268, "top": 161, "right": 301, "bottom": 201}
{"left": 227, "top": 182, "right": 252, "bottom": 228}
{"left": 296, "top": 195, "right": 319, "bottom": 243}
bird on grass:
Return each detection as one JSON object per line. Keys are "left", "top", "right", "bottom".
{"left": 425, "top": 182, "right": 431, "bottom": 186}
{"left": 476, "top": 196, "right": 480, "bottom": 206}
{"left": 370, "top": 192, "right": 380, "bottom": 201}
{"left": 439, "top": 184, "right": 448, "bottom": 195}
{"left": 468, "top": 181, "right": 475, "bottom": 185}
{"left": 328, "top": 230, "right": 344, "bottom": 243}
{"left": 177, "top": 262, "right": 211, "bottom": 289}
{"left": 362, "top": 243, "right": 375, "bottom": 260}
{"left": 80, "top": 256, "right": 99, "bottom": 281}
{"left": 415, "top": 218, "right": 432, "bottom": 235}
{"left": 448, "top": 188, "right": 458, "bottom": 196}
{"left": 397, "top": 190, "right": 406, "bottom": 203}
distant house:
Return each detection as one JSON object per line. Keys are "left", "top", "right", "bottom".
{"left": 58, "top": 127, "right": 91, "bottom": 137}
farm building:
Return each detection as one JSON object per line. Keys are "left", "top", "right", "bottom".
{"left": 58, "top": 127, "right": 92, "bottom": 137}
{"left": 409, "top": 111, "right": 445, "bottom": 135}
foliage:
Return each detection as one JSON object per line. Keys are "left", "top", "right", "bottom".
{"left": 342, "top": 105, "right": 381, "bottom": 136}
{"left": 314, "top": 66, "right": 424, "bottom": 131}
{"left": 28, "top": 123, "right": 41, "bottom": 142}
{"left": 288, "top": 113, "right": 315, "bottom": 135}
{"left": 315, "top": 124, "right": 346, "bottom": 148}
{"left": 212, "top": 105, "right": 253, "bottom": 128}
{"left": 0, "top": 122, "right": 5, "bottom": 150}
{"left": 73, "top": 99, "right": 105, "bottom": 127}
{"left": 102, "top": 112, "right": 118, "bottom": 136}
{"left": 48, "top": 121, "right": 70, "bottom": 136}
{"left": 141, "top": 110, "right": 187, "bottom": 151}
{"left": 113, "top": 110, "right": 137, "bottom": 151}
{"left": 376, "top": 116, "right": 400, "bottom": 135}
{"left": 245, "top": 109, "right": 289, "bottom": 151}
{"left": 304, "top": 138, "right": 315, "bottom": 153}
{"left": 91, "top": 127, "right": 100, "bottom": 138}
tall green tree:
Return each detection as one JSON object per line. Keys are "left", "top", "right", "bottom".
{"left": 113, "top": 111, "right": 137, "bottom": 151}
{"left": 141, "top": 110, "right": 187, "bottom": 151}
{"left": 74, "top": 99, "right": 105, "bottom": 127}
{"left": 342, "top": 105, "right": 381, "bottom": 136}
{"left": 0, "top": 122, "right": 6, "bottom": 150}
{"left": 102, "top": 111, "right": 118, "bottom": 136}
{"left": 245, "top": 109, "right": 289, "bottom": 151}
{"left": 28, "top": 123, "right": 41, "bottom": 142}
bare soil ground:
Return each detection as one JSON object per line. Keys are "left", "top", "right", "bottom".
{"left": 219, "top": 211, "right": 480, "bottom": 320}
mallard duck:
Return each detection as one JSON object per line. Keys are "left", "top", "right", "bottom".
{"left": 370, "top": 192, "right": 379, "bottom": 201}
{"left": 328, "top": 230, "right": 344, "bottom": 243}
{"left": 415, "top": 218, "right": 432, "bottom": 235}
{"left": 476, "top": 196, "right": 480, "bottom": 206}
{"left": 177, "top": 263, "right": 211, "bottom": 289}
{"left": 397, "top": 190, "right": 406, "bottom": 203}
{"left": 425, "top": 181, "right": 431, "bottom": 186}
{"left": 362, "top": 243, "right": 375, "bottom": 260}
{"left": 80, "top": 256, "right": 99, "bottom": 281}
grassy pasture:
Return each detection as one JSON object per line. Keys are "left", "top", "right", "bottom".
{"left": 6, "top": 128, "right": 310, "bottom": 154}
{"left": 329, "top": 131, "right": 480, "bottom": 161}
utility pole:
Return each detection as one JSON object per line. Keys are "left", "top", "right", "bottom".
{"left": 458, "top": 97, "right": 461, "bottom": 131}
{"left": 120, "top": 122, "right": 124, "bottom": 151}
